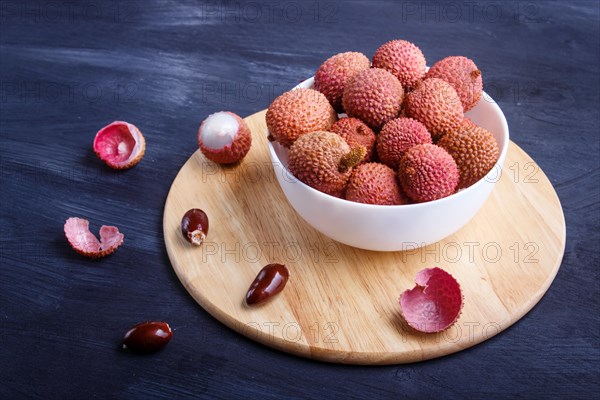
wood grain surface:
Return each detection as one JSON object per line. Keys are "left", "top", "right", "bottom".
{"left": 164, "top": 110, "right": 566, "bottom": 364}
{"left": 1, "top": 0, "right": 598, "bottom": 398}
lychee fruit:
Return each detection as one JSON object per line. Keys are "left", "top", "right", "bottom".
{"left": 198, "top": 111, "right": 252, "bottom": 164}
{"left": 314, "top": 52, "right": 371, "bottom": 113}
{"left": 399, "top": 267, "right": 463, "bottom": 333}
{"left": 330, "top": 118, "right": 376, "bottom": 163}
{"left": 426, "top": 56, "right": 483, "bottom": 111}
{"left": 342, "top": 68, "right": 404, "bottom": 130}
{"left": 64, "top": 217, "right": 124, "bottom": 258}
{"left": 461, "top": 117, "right": 477, "bottom": 128}
{"left": 376, "top": 118, "right": 432, "bottom": 170}
{"left": 398, "top": 144, "right": 459, "bottom": 202}
{"left": 288, "top": 131, "right": 366, "bottom": 197}
{"left": 93, "top": 121, "right": 146, "bottom": 170}
{"left": 266, "top": 88, "right": 337, "bottom": 147}
{"left": 345, "top": 163, "right": 407, "bottom": 205}
{"left": 437, "top": 125, "right": 500, "bottom": 189}
{"left": 372, "top": 40, "right": 427, "bottom": 90}
{"left": 404, "top": 78, "right": 464, "bottom": 140}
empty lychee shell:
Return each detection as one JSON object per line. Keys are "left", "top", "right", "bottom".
{"left": 399, "top": 267, "right": 463, "bottom": 333}
{"left": 64, "top": 217, "right": 124, "bottom": 258}
{"left": 93, "top": 121, "right": 146, "bottom": 170}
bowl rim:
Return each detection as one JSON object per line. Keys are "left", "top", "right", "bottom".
{"left": 267, "top": 76, "right": 510, "bottom": 210}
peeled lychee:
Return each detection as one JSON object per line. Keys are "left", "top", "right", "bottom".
{"left": 266, "top": 88, "right": 337, "bottom": 147}
{"left": 372, "top": 40, "right": 427, "bottom": 90}
{"left": 93, "top": 121, "right": 145, "bottom": 170}
{"left": 376, "top": 118, "right": 432, "bottom": 170}
{"left": 346, "top": 163, "right": 407, "bottom": 206}
{"left": 405, "top": 78, "right": 464, "bottom": 140}
{"left": 399, "top": 267, "right": 463, "bottom": 333}
{"left": 342, "top": 68, "right": 404, "bottom": 130}
{"left": 314, "top": 52, "right": 371, "bottom": 112}
{"left": 288, "top": 131, "right": 365, "bottom": 197}
{"left": 64, "top": 217, "right": 124, "bottom": 258}
{"left": 398, "top": 144, "right": 459, "bottom": 203}
{"left": 330, "top": 118, "right": 376, "bottom": 163}
{"left": 198, "top": 111, "right": 252, "bottom": 164}
{"left": 426, "top": 56, "right": 483, "bottom": 111}
{"left": 438, "top": 125, "right": 500, "bottom": 189}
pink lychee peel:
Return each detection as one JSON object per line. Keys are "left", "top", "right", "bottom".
{"left": 93, "top": 121, "right": 145, "bottom": 170}
{"left": 64, "top": 217, "right": 124, "bottom": 258}
{"left": 399, "top": 267, "right": 463, "bottom": 333}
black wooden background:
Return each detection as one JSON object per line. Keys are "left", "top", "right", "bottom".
{"left": 1, "top": 0, "right": 599, "bottom": 398}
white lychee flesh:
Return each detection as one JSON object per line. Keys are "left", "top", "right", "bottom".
{"left": 199, "top": 112, "right": 240, "bottom": 150}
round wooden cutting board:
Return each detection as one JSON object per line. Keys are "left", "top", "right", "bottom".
{"left": 163, "top": 110, "right": 566, "bottom": 365}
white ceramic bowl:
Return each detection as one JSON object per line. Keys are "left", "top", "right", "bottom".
{"left": 267, "top": 77, "right": 509, "bottom": 251}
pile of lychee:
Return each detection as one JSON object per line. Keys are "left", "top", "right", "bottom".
{"left": 266, "top": 40, "right": 500, "bottom": 205}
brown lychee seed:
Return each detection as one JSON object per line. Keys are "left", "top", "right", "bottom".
{"left": 93, "top": 121, "right": 146, "bottom": 170}
{"left": 198, "top": 111, "right": 252, "bottom": 164}
{"left": 330, "top": 118, "right": 376, "bottom": 163}
{"left": 437, "top": 125, "right": 500, "bottom": 189}
{"left": 266, "top": 88, "right": 337, "bottom": 147}
{"left": 314, "top": 52, "right": 371, "bottom": 113}
{"left": 181, "top": 209, "right": 209, "bottom": 246}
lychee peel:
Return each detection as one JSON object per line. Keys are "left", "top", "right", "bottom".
{"left": 398, "top": 144, "right": 459, "bottom": 202}
{"left": 399, "top": 267, "right": 463, "bottom": 333}
{"left": 342, "top": 68, "right": 404, "bottom": 130}
{"left": 405, "top": 78, "right": 464, "bottom": 140}
{"left": 199, "top": 111, "right": 252, "bottom": 164}
{"left": 373, "top": 40, "right": 427, "bottom": 90}
{"left": 266, "top": 88, "right": 337, "bottom": 147}
{"left": 330, "top": 118, "right": 376, "bottom": 163}
{"left": 376, "top": 118, "right": 432, "bottom": 170}
{"left": 426, "top": 56, "right": 483, "bottom": 111}
{"left": 314, "top": 52, "right": 371, "bottom": 113}
{"left": 93, "top": 121, "right": 146, "bottom": 170}
{"left": 64, "top": 217, "right": 124, "bottom": 258}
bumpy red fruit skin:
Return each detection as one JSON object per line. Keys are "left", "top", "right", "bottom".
{"left": 405, "top": 78, "right": 464, "bottom": 140}
{"left": 93, "top": 121, "right": 146, "bottom": 170}
{"left": 399, "top": 267, "right": 463, "bottom": 333}
{"left": 398, "top": 144, "right": 459, "bottom": 203}
{"left": 345, "top": 163, "right": 407, "bottom": 205}
{"left": 266, "top": 88, "right": 338, "bottom": 147}
{"left": 438, "top": 125, "right": 500, "bottom": 189}
{"left": 426, "top": 56, "right": 483, "bottom": 111}
{"left": 288, "top": 131, "right": 353, "bottom": 197}
{"left": 64, "top": 217, "right": 124, "bottom": 258}
{"left": 376, "top": 118, "right": 432, "bottom": 170}
{"left": 372, "top": 40, "right": 427, "bottom": 90}
{"left": 330, "top": 118, "right": 376, "bottom": 163}
{"left": 314, "top": 52, "right": 371, "bottom": 113}
{"left": 342, "top": 68, "right": 404, "bottom": 130}
{"left": 198, "top": 112, "right": 252, "bottom": 165}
